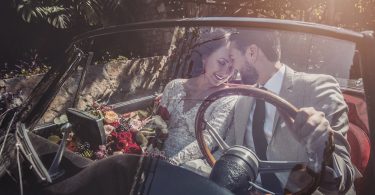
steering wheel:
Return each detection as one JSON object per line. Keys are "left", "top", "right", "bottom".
{"left": 195, "top": 84, "right": 299, "bottom": 166}
{"left": 194, "top": 84, "right": 326, "bottom": 194}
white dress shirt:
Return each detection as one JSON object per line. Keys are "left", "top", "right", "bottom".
{"left": 245, "top": 65, "right": 286, "bottom": 146}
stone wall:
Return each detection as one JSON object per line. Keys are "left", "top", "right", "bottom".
{"left": 0, "top": 25, "right": 189, "bottom": 125}
{"left": 0, "top": 56, "right": 169, "bottom": 123}
{"left": 38, "top": 55, "right": 168, "bottom": 124}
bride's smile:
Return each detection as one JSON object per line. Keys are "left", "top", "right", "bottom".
{"left": 202, "top": 46, "right": 233, "bottom": 87}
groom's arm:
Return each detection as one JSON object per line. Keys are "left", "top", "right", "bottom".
{"left": 296, "top": 74, "right": 355, "bottom": 193}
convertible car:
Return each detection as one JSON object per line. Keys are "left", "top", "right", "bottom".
{"left": 0, "top": 17, "right": 374, "bottom": 195}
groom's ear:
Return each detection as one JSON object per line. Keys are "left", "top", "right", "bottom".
{"left": 245, "top": 44, "right": 258, "bottom": 64}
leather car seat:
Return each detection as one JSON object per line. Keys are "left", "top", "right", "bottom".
{"left": 343, "top": 92, "right": 370, "bottom": 174}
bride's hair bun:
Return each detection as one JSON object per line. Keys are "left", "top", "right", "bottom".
{"left": 193, "top": 27, "right": 231, "bottom": 57}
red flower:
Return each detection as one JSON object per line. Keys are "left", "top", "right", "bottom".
{"left": 116, "top": 140, "right": 128, "bottom": 151}
{"left": 110, "top": 131, "right": 119, "bottom": 140}
{"left": 118, "top": 131, "right": 132, "bottom": 142}
{"left": 125, "top": 142, "right": 142, "bottom": 154}
{"left": 109, "top": 121, "right": 120, "bottom": 128}
{"left": 157, "top": 106, "right": 170, "bottom": 121}
{"left": 66, "top": 141, "right": 77, "bottom": 152}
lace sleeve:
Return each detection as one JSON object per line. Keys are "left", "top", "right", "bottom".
{"left": 204, "top": 96, "right": 237, "bottom": 149}
{"left": 158, "top": 79, "right": 182, "bottom": 120}
{"left": 169, "top": 96, "right": 237, "bottom": 164}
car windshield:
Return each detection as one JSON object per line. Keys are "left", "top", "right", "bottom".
{"left": 30, "top": 25, "right": 367, "bottom": 194}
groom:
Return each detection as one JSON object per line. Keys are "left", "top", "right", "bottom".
{"left": 228, "top": 30, "right": 355, "bottom": 194}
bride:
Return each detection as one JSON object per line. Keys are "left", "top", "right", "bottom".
{"left": 158, "top": 28, "right": 237, "bottom": 176}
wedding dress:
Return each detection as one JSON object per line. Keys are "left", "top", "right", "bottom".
{"left": 159, "top": 79, "right": 237, "bottom": 175}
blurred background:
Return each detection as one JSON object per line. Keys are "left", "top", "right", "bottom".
{"left": 1, "top": 0, "right": 374, "bottom": 79}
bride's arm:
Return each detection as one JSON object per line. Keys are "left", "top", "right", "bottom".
{"left": 157, "top": 79, "right": 182, "bottom": 120}
{"left": 169, "top": 96, "right": 237, "bottom": 164}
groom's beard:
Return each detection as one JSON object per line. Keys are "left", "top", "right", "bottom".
{"left": 239, "top": 62, "right": 258, "bottom": 85}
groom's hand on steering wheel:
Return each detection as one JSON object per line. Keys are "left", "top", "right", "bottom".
{"left": 293, "top": 107, "right": 333, "bottom": 164}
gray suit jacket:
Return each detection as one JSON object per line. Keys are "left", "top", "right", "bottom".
{"left": 228, "top": 66, "right": 355, "bottom": 194}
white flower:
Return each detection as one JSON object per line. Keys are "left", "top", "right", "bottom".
{"left": 129, "top": 119, "right": 143, "bottom": 132}
{"left": 104, "top": 125, "right": 115, "bottom": 136}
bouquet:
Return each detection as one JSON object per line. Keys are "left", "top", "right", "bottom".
{"left": 51, "top": 101, "right": 169, "bottom": 160}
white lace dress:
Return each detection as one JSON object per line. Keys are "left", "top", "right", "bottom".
{"left": 160, "top": 79, "right": 237, "bottom": 175}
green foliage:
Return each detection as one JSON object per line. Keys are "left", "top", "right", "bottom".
{"left": 0, "top": 48, "right": 50, "bottom": 79}
{"left": 13, "top": 0, "right": 375, "bottom": 30}
{"left": 167, "top": 0, "right": 375, "bottom": 31}
{"left": 14, "top": 0, "right": 122, "bottom": 29}
{"left": 16, "top": 0, "right": 71, "bottom": 28}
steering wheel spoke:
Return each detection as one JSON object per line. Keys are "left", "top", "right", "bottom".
{"left": 205, "top": 120, "right": 230, "bottom": 151}
{"left": 258, "top": 160, "right": 308, "bottom": 173}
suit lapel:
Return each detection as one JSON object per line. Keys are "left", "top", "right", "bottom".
{"left": 272, "top": 66, "right": 295, "bottom": 135}
{"left": 234, "top": 96, "right": 254, "bottom": 145}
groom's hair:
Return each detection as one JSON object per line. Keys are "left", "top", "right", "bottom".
{"left": 230, "top": 29, "right": 281, "bottom": 62}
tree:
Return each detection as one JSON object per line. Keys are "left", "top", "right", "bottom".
{"left": 14, "top": 0, "right": 123, "bottom": 29}
{"left": 165, "top": 0, "right": 375, "bottom": 31}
